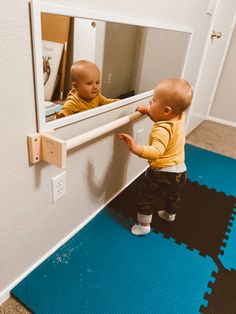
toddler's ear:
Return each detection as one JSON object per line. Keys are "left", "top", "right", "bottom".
{"left": 72, "top": 81, "right": 78, "bottom": 89}
{"left": 164, "top": 106, "right": 172, "bottom": 115}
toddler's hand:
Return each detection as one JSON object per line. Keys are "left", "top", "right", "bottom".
{"left": 136, "top": 105, "right": 150, "bottom": 115}
{"left": 118, "top": 133, "right": 143, "bottom": 156}
{"left": 56, "top": 112, "right": 65, "bottom": 119}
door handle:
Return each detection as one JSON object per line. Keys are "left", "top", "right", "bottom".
{"left": 211, "top": 30, "right": 222, "bottom": 39}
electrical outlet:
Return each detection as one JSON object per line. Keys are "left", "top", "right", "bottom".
{"left": 51, "top": 172, "right": 66, "bottom": 202}
{"left": 136, "top": 128, "right": 144, "bottom": 143}
{"left": 107, "top": 73, "right": 112, "bottom": 84}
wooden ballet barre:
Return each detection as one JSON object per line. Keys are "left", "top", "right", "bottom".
{"left": 66, "top": 111, "right": 142, "bottom": 151}
{"left": 28, "top": 111, "right": 143, "bottom": 168}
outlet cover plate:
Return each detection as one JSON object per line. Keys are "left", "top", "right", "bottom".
{"left": 136, "top": 128, "right": 144, "bottom": 143}
{"left": 51, "top": 172, "right": 66, "bottom": 202}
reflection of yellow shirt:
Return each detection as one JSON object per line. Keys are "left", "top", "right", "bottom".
{"left": 59, "top": 89, "right": 117, "bottom": 116}
{"left": 141, "top": 113, "right": 185, "bottom": 169}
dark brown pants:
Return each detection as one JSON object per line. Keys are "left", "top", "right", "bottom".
{"left": 137, "top": 167, "right": 187, "bottom": 216}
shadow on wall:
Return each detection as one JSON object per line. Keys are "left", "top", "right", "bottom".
{"left": 86, "top": 124, "right": 134, "bottom": 205}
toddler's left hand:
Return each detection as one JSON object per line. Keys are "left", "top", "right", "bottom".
{"left": 118, "top": 133, "right": 143, "bottom": 156}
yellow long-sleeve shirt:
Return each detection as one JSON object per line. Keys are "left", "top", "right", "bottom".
{"left": 59, "top": 89, "right": 117, "bottom": 116}
{"left": 141, "top": 113, "right": 186, "bottom": 169}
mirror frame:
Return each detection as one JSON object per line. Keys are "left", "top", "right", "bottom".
{"left": 30, "top": 0, "right": 193, "bottom": 132}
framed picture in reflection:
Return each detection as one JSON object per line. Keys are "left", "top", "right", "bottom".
{"left": 42, "top": 40, "right": 64, "bottom": 101}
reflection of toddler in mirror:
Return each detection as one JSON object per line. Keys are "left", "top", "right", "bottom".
{"left": 56, "top": 60, "right": 119, "bottom": 118}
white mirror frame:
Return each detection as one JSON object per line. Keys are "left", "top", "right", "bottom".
{"left": 30, "top": 0, "right": 193, "bottom": 132}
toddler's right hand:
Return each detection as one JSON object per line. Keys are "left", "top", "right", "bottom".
{"left": 136, "top": 105, "right": 150, "bottom": 115}
{"left": 56, "top": 112, "right": 66, "bottom": 119}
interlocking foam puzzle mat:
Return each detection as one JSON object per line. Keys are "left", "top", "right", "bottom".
{"left": 12, "top": 144, "right": 236, "bottom": 313}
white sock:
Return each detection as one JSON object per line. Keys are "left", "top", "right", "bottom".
{"left": 131, "top": 224, "right": 151, "bottom": 236}
{"left": 158, "top": 210, "right": 176, "bottom": 222}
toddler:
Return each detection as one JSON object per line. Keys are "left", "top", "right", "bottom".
{"left": 119, "top": 79, "right": 193, "bottom": 235}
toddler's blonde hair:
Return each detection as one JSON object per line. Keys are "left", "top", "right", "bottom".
{"left": 157, "top": 79, "right": 193, "bottom": 115}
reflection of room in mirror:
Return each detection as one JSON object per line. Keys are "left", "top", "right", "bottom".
{"left": 101, "top": 23, "right": 190, "bottom": 99}
{"left": 65, "top": 18, "right": 190, "bottom": 100}
{"left": 42, "top": 18, "right": 190, "bottom": 98}
{"left": 39, "top": 12, "right": 191, "bottom": 124}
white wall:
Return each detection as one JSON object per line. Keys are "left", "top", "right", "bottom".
{"left": 185, "top": 0, "right": 236, "bottom": 134}
{"left": 0, "top": 0, "right": 212, "bottom": 302}
{"left": 209, "top": 25, "right": 236, "bottom": 126}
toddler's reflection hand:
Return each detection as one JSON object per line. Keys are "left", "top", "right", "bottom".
{"left": 56, "top": 112, "right": 66, "bottom": 119}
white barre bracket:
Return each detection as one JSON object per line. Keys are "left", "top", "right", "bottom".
{"left": 27, "top": 111, "right": 143, "bottom": 169}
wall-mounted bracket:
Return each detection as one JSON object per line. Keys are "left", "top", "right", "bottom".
{"left": 27, "top": 133, "right": 41, "bottom": 164}
{"left": 28, "top": 133, "right": 66, "bottom": 168}
{"left": 27, "top": 111, "right": 143, "bottom": 169}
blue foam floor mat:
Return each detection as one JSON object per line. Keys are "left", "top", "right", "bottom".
{"left": 12, "top": 144, "right": 236, "bottom": 313}
{"left": 219, "top": 208, "right": 236, "bottom": 271}
{"left": 185, "top": 144, "right": 236, "bottom": 197}
{"left": 184, "top": 145, "right": 236, "bottom": 271}
{"left": 12, "top": 209, "right": 216, "bottom": 313}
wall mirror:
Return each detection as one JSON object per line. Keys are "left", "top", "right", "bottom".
{"left": 30, "top": 0, "right": 192, "bottom": 132}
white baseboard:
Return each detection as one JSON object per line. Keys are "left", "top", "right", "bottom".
{"left": 0, "top": 291, "right": 10, "bottom": 306}
{"left": 207, "top": 116, "right": 236, "bottom": 128}
{"left": 0, "top": 167, "right": 147, "bottom": 305}
{"left": 186, "top": 113, "right": 206, "bottom": 135}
